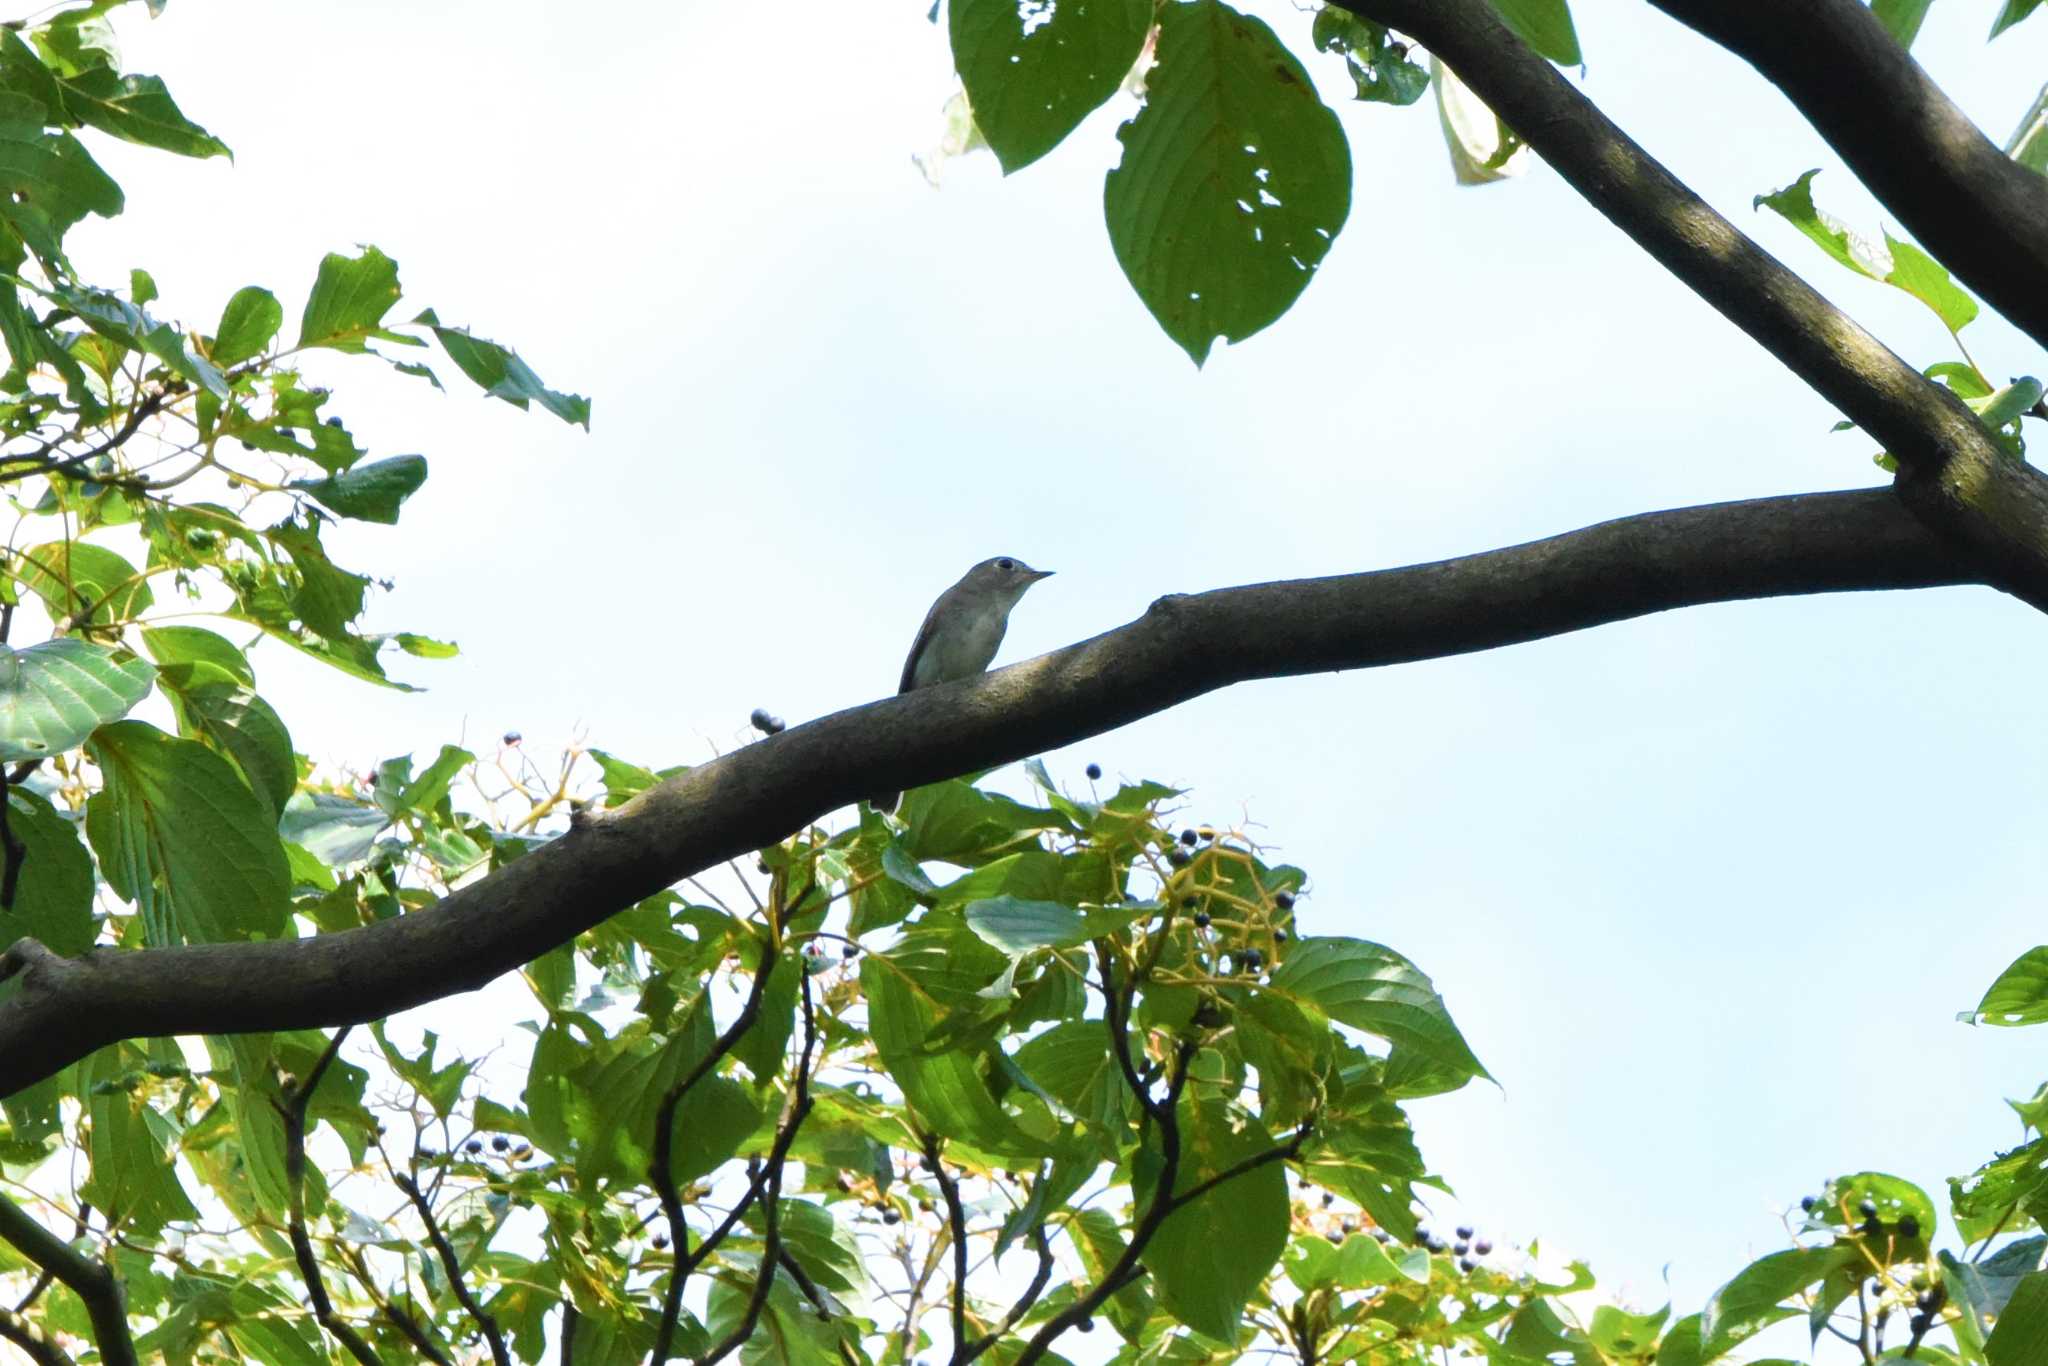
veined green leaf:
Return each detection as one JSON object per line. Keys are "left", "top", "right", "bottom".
{"left": 1965, "top": 946, "right": 2048, "bottom": 1027}
{"left": 1755, "top": 170, "right": 1978, "bottom": 335}
{"left": 297, "top": 246, "right": 404, "bottom": 352}
{"left": 950, "top": 0, "right": 1151, "bottom": 173}
{"left": 1267, "top": 936, "right": 1489, "bottom": 1086}
{"left": 414, "top": 308, "right": 590, "bottom": 428}
{"left": 0, "top": 637, "right": 152, "bottom": 761}
{"left": 1105, "top": 0, "right": 1349, "bottom": 366}
{"left": 290, "top": 454, "right": 427, "bottom": 525}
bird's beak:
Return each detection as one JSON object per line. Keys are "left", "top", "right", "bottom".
{"left": 1030, "top": 569, "right": 1055, "bottom": 581}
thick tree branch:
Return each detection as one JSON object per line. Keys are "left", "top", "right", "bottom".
{"left": 0, "top": 1307, "right": 71, "bottom": 1366}
{"left": 1340, "top": 0, "right": 2048, "bottom": 605}
{"left": 0, "top": 488, "right": 1980, "bottom": 1099}
{"left": 1645, "top": 0, "right": 2048, "bottom": 352}
{"left": 0, "top": 1196, "right": 133, "bottom": 1366}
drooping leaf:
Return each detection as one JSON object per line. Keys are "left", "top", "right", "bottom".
{"left": 963, "top": 896, "right": 1144, "bottom": 954}
{"left": 1489, "top": 0, "right": 1581, "bottom": 65}
{"left": 1104, "top": 0, "right": 1350, "bottom": 366}
{"left": 414, "top": 308, "right": 590, "bottom": 428}
{"left": 0, "top": 787, "right": 93, "bottom": 953}
{"left": 1871, "top": 0, "right": 1936, "bottom": 47}
{"left": 950, "top": 0, "right": 1152, "bottom": 173}
{"left": 1987, "top": 1271, "right": 2048, "bottom": 1366}
{"left": 1700, "top": 1246, "right": 1855, "bottom": 1359}
{"left": 1755, "top": 170, "right": 1978, "bottom": 335}
{"left": 290, "top": 454, "right": 427, "bottom": 525}
{"left": 169, "top": 682, "right": 294, "bottom": 820}
{"left": 57, "top": 67, "right": 229, "bottom": 158}
{"left": 85, "top": 720, "right": 291, "bottom": 945}
{"left": 0, "top": 637, "right": 152, "bottom": 761}
{"left": 1266, "top": 936, "right": 1489, "bottom": 1086}
{"left": 1991, "top": 0, "right": 2045, "bottom": 38}
{"left": 277, "top": 793, "right": 387, "bottom": 868}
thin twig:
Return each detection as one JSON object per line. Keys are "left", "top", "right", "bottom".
{"left": 650, "top": 938, "right": 781, "bottom": 1362}
{"left": 279, "top": 1027, "right": 382, "bottom": 1366}
{"left": 698, "top": 971, "right": 821, "bottom": 1366}
{"left": 0, "top": 1306, "right": 72, "bottom": 1366}
{"left": 924, "top": 1133, "right": 970, "bottom": 1365}
{"left": 391, "top": 1168, "right": 510, "bottom": 1366}
{"left": 958, "top": 1226, "right": 1054, "bottom": 1364}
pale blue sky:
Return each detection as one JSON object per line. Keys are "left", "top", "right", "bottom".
{"left": 73, "top": 0, "right": 2048, "bottom": 1345}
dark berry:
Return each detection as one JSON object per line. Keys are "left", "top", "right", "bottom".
{"left": 465, "top": 1139, "right": 483, "bottom": 1154}
{"left": 1859, "top": 1198, "right": 1878, "bottom": 1217}
{"left": 491, "top": 1135, "right": 510, "bottom": 1152}
{"left": 1182, "top": 895, "right": 1200, "bottom": 908}
{"left": 1474, "top": 1239, "right": 1493, "bottom": 1255}
{"left": 1242, "top": 948, "right": 1263, "bottom": 971}
{"left": 1426, "top": 1236, "right": 1447, "bottom": 1253}
{"left": 1414, "top": 1228, "right": 1433, "bottom": 1247}
{"left": 1899, "top": 1215, "right": 1921, "bottom": 1239}
{"left": 512, "top": 1144, "right": 533, "bottom": 1160}
{"left": 1167, "top": 847, "right": 1190, "bottom": 867}
{"left": 502, "top": 731, "right": 522, "bottom": 746}
{"left": 1085, "top": 764, "right": 1102, "bottom": 780}
{"left": 1915, "top": 1291, "right": 1935, "bottom": 1311}
{"left": 842, "top": 943, "right": 859, "bottom": 959}
{"left": 1459, "top": 1256, "right": 1477, "bottom": 1273}
{"left": 1275, "top": 891, "right": 1296, "bottom": 910}
{"left": 1456, "top": 1225, "right": 1474, "bottom": 1240}
{"left": 652, "top": 1231, "right": 669, "bottom": 1249}
{"left": 1180, "top": 829, "right": 1198, "bottom": 847}
{"left": 1341, "top": 1221, "right": 1356, "bottom": 1235}
{"left": 1079, "top": 1319, "right": 1095, "bottom": 1333}
{"left": 1320, "top": 1193, "right": 1334, "bottom": 1207}
{"left": 1454, "top": 1241, "right": 1470, "bottom": 1256}
{"left": 756, "top": 858, "right": 770, "bottom": 874}
{"left": 882, "top": 1210, "right": 901, "bottom": 1225}
{"left": 1273, "top": 929, "right": 1289, "bottom": 943}
{"left": 1193, "top": 911, "right": 1211, "bottom": 928}
{"left": 1800, "top": 1195, "right": 1817, "bottom": 1211}
{"left": 1197, "top": 827, "right": 1216, "bottom": 841}
{"left": 1908, "top": 1313, "right": 1930, "bottom": 1335}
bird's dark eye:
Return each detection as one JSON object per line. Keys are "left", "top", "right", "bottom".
{"left": 997, "top": 558, "right": 1014, "bottom": 571}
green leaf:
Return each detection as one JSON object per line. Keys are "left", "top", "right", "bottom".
{"left": 414, "top": 308, "right": 590, "bottom": 428}
{"left": 382, "top": 743, "right": 472, "bottom": 816}
{"left": 1988, "top": 1272, "right": 2048, "bottom": 1366}
{"left": 40, "top": 282, "right": 227, "bottom": 396}
{"left": 1591, "top": 1304, "right": 1670, "bottom": 1355}
{"left": 297, "top": 246, "right": 404, "bottom": 352}
{"left": 265, "top": 518, "right": 368, "bottom": 639}
{"left": 80, "top": 1043, "right": 200, "bottom": 1235}
{"left": 950, "top": 0, "right": 1151, "bottom": 173}
{"left": 141, "top": 625, "right": 253, "bottom": 688}
{"left": 0, "top": 637, "right": 152, "bottom": 761}
{"left": 666, "top": 1076, "right": 762, "bottom": 1185}
{"left": 390, "top": 632, "right": 458, "bottom": 659}
{"left": 85, "top": 720, "right": 290, "bottom": 945}
{"left": 1105, "top": 0, "right": 1349, "bottom": 366}
{"left": 1, "top": 787, "right": 93, "bottom": 953}
{"left": 1311, "top": 10, "right": 1430, "bottom": 106}
{"left": 57, "top": 68, "right": 229, "bottom": 158}
{"left": 902, "top": 778, "right": 1073, "bottom": 863}
{"left": 170, "top": 683, "right": 294, "bottom": 820}
{"left": 17, "top": 539, "right": 153, "bottom": 628}
{"left": 1949, "top": 1140, "right": 2048, "bottom": 1243}
{"left": 860, "top": 953, "right": 1048, "bottom": 1159}
{"left": 1284, "top": 1227, "right": 1403, "bottom": 1290}
{"left": 1700, "top": 1246, "right": 1855, "bottom": 1359}
{"left": 1755, "top": 171, "right": 1978, "bottom": 335}
{"left": 963, "top": 896, "right": 1143, "bottom": 954}
{"left": 1266, "top": 936, "right": 1489, "bottom": 1086}
{"left": 211, "top": 286, "right": 281, "bottom": 367}
{"left": 289, "top": 454, "right": 428, "bottom": 525}
{"left": 277, "top": 793, "right": 387, "bottom": 867}
{"left": 2008, "top": 82, "right": 2048, "bottom": 173}
{"left": 589, "top": 748, "right": 662, "bottom": 806}
{"left": 1991, "top": 0, "right": 2045, "bottom": 38}
{"left": 1489, "top": 0, "right": 1582, "bottom": 65}
{"left": 1012, "top": 1018, "right": 1127, "bottom": 1132}
{"left": 1872, "top": 0, "right": 1935, "bottom": 47}
{"left": 129, "top": 268, "right": 155, "bottom": 306}
{"left": 1138, "top": 1100, "right": 1290, "bottom": 1341}
{"left": 1965, "top": 947, "right": 2048, "bottom": 1026}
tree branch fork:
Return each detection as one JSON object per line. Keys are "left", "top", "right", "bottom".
{"left": 0, "top": 487, "right": 1989, "bottom": 1098}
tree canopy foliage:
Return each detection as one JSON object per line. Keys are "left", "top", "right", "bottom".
{"left": 0, "top": 1, "right": 2038, "bottom": 1365}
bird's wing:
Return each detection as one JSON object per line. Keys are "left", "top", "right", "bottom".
{"left": 898, "top": 595, "right": 949, "bottom": 694}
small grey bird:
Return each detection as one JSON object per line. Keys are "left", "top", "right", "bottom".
{"left": 870, "top": 555, "right": 1053, "bottom": 815}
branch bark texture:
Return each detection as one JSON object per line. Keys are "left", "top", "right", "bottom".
{"left": 1340, "top": 0, "right": 2048, "bottom": 607}
{"left": 1647, "top": 0, "right": 2048, "bottom": 353}
{"left": 0, "top": 489, "right": 1978, "bottom": 1097}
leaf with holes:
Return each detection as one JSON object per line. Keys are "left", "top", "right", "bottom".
{"left": 1104, "top": 0, "right": 1349, "bottom": 365}
{"left": 951, "top": 0, "right": 1152, "bottom": 173}
{"left": 0, "top": 638, "right": 152, "bottom": 762}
